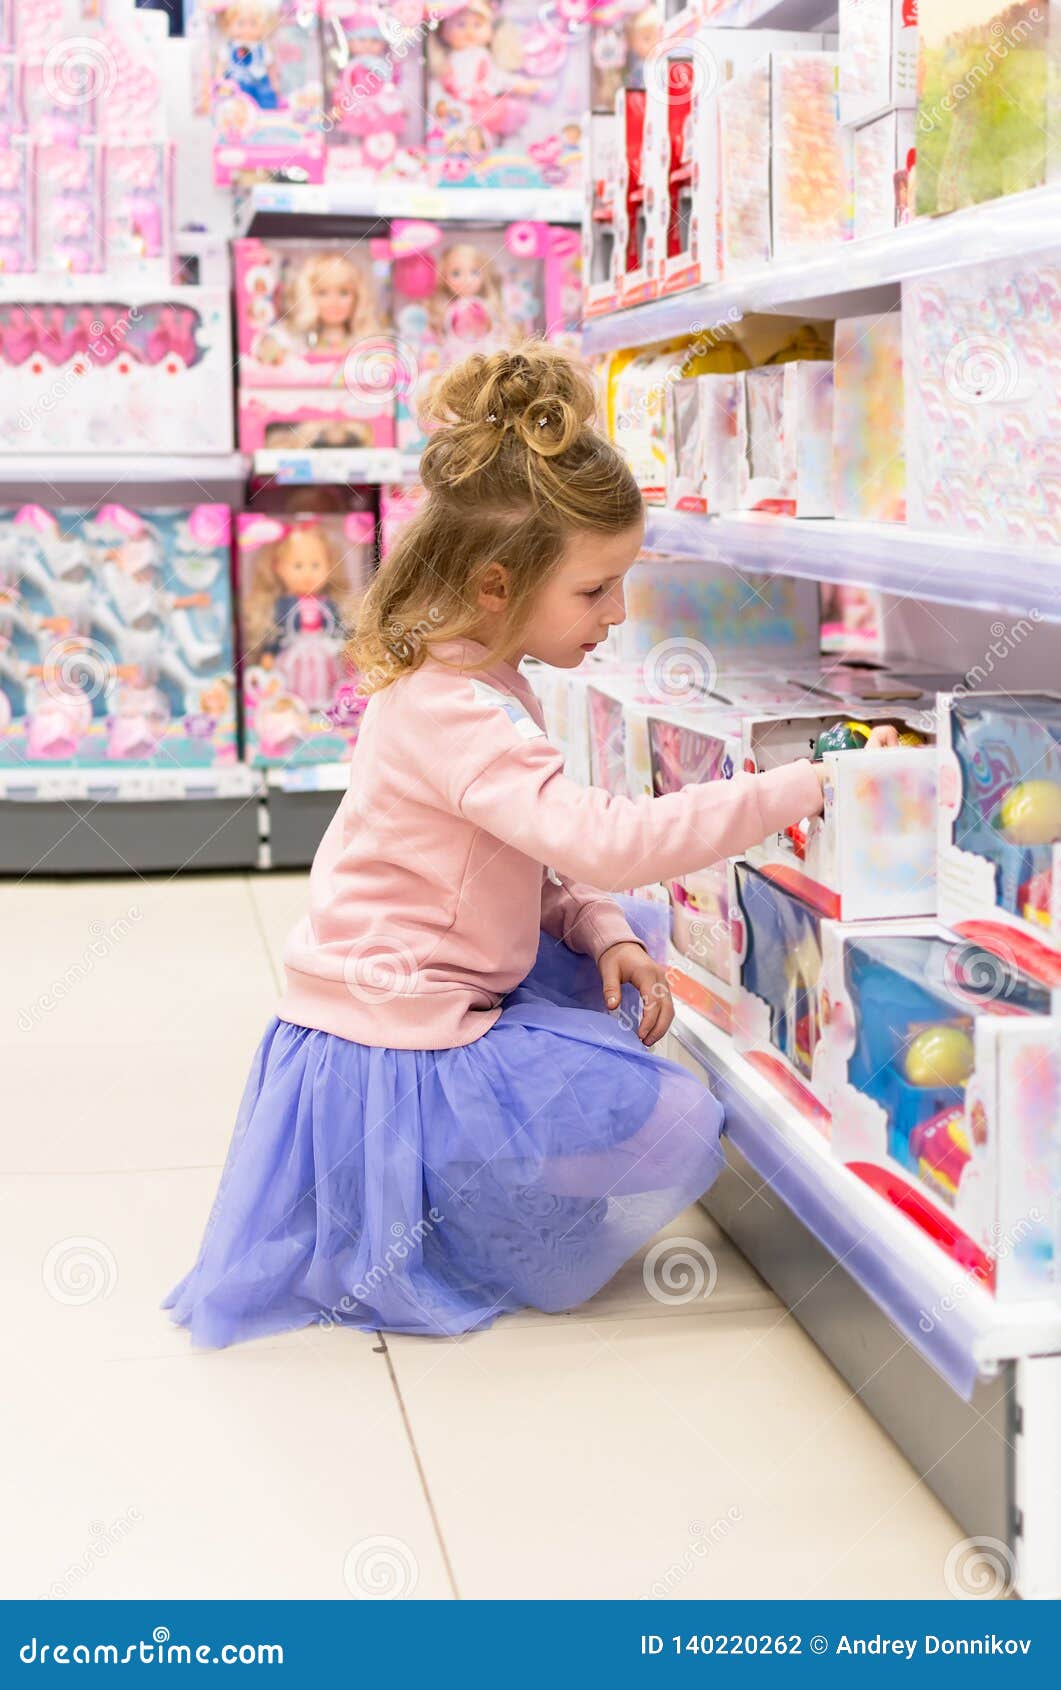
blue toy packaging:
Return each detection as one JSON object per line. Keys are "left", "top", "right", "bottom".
{"left": 0, "top": 503, "right": 237, "bottom": 767}
{"left": 817, "top": 921, "right": 1060, "bottom": 1298}
{"left": 938, "top": 690, "right": 1061, "bottom": 966}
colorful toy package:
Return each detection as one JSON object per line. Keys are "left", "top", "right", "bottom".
{"left": 832, "top": 312, "right": 906, "bottom": 522}
{"left": 610, "top": 337, "right": 749, "bottom": 503}
{"left": 425, "top": 0, "right": 587, "bottom": 190}
{"left": 731, "top": 859, "right": 830, "bottom": 1122}
{"left": 583, "top": 111, "right": 621, "bottom": 317}
{"left": 0, "top": 502, "right": 237, "bottom": 767}
{"left": 380, "top": 481, "right": 429, "bottom": 558}
{"left": 238, "top": 387, "right": 395, "bottom": 451}
{"left": 937, "top": 691, "right": 1061, "bottom": 963}
{"left": 838, "top": 0, "right": 918, "bottom": 126}
{"left": 915, "top": 1, "right": 1061, "bottom": 216}
{"left": 237, "top": 509, "right": 375, "bottom": 765}
{"left": 617, "top": 552, "right": 821, "bottom": 666}
{"left": 770, "top": 53, "right": 852, "bottom": 261}
{"left": 737, "top": 361, "right": 835, "bottom": 517}
{"left": 666, "top": 373, "right": 744, "bottom": 513}
{"left": 589, "top": 0, "right": 661, "bottom": 112}
{"left": 817, "top": 922, "right": 1060, "bottom": 1297}
{"left": 611, "top": 85, "right": 650, "bottom": 304}
{"left": 853, "top": 109, "right": 917, "bottom": 238}
{"left": 718, "top": 57, "right": 772, "bottom": 275}
{"left": 903, "top": 250, "right": 1061, "bottom": 546}
{"left": 391, "top": 218, "right": 548, "bottom": 453}
{"left": 234, "top": 237, "right": 392, "bottom": 388}
{"left": 0, "top": 290, "right": 234, "bottom": 453}
{"left": 321, "top": 1, "right": 427, "bottom": 182}
{"left": 207, "top": 0, "right": 325, "bottom": 186}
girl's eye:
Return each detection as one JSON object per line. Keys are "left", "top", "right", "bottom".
{"left": 583, "top": 587, "right": 604, "bottom": 600}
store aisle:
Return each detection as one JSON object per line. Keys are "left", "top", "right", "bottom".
{"left": 3, "top": 872, "right": 965, "bottom": 1600}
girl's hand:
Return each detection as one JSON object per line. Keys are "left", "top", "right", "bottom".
{"left": 866, "top": 724, "right": 900, "bottom": 748}
{"left": 599, "top": 941, "right": 674, "bottom": 1047}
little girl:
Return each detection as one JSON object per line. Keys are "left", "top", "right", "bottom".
{"left": 162, "top": 344, "right": 878, "bottom": 1349}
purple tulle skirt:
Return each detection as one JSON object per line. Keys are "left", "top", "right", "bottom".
{"left": 161, "top": 902, "right": 725, "bottom": 1347}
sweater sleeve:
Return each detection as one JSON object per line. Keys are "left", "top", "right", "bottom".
{"left": 539, "top": 866, "right": 642, "bottom": 961}
{"left": 411, "top": 671, "right": 823, "bottom": 890}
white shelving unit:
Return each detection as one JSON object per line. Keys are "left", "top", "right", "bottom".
{"left": 0, "top": 453, "right": 250, "bottom": 505}
{"left": 252, "top": 447, "right": 417, "bottom": 486}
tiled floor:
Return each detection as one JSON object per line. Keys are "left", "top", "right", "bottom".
{"left": 4, "top": 871, "right": 966, "bottom": 1599}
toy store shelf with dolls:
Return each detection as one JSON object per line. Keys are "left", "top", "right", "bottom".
{"left": 252, "top": 448, "right": 415, "bottom": 485}
{"left": 642, "top": 510, "right": 1061, "bottom": 625}
{"left": 669, "top": 999, "right": 1061, "bottom": 1400}
{"left": 238, "top": 183, "right": 584, "bottom": 238}
{"left": 581, "top": 181, "right": 1061, "bottom": 356}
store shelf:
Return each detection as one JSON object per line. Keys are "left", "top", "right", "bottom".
{"left": 252, "top": 448, "right": 416, "bottom": 486}
{"left": 0, "top": 453, "right": 250, "bottom": 503}
{"left": 0, "top": 766, "right": 260, "bottom": 802}
{"left": 644, "top": 507, "right": 1061, "bottom": 621}
{"left": 241, "top": 181, "right": 583, "bottom": 237}
{"left": 667, "top": 0, "right": 836, "bottom": 32}
{"left": 671, "top": 1003, "right": 1061, "bottom": 1398}
{"left": 263, "top": 765, "right": 347, "bottom": 866}
{"left": 582, "top": 182, "right": 1061, "bottom": 352}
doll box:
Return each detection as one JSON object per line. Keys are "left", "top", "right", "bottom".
{"left": 234, "top": 236, "right": 392, "bottom": 390}
{"left": 617, "top": 551, "right": 821, "bottom": 665}
{"left": 583, "top": 111, "right": 621, "bottom": 318}
{"left": 665, "top": 373, "right": 742, "bottom": 513}
{"left": 321, "top": 0, "right": 427, "bottom": 182}
{"left": 853, "top": 109, "right": 917, "bottom": 240}
{"left": 770, "top": 52, "right": 852, "bottom": 263}
{"left": 737, "top": 361, "right": 836, "bottom": 518}
{"left": 832, "top": 312, "right": 905, "bottom": 523}
{"left": 717, "top": 56, "right": 772, "bottom": 276}
{"left": 937, "top": 691, "right": 1061, "bottom": 967}
{"left": 425, "top": 0, "right": 586, "bottom": 192}
{"left": 589, "top": 2, "right": 662, "bottom": 114}
{"left": 613, "top": 84, "right": 654, "bottom": 305}
{"left": 236, "top": 510, "right": 375, "bottom": 767}
{"left": 0, "top": 288, "right": 234, "bottom": 454}
{"left": 0, "top": 501, "right": 238, "bottom": 768}
{"left": 238, "top": 388, "right": 395, "bottom": 452}
{"left": 838, "top": 0, "right": 919, "bottom": 127}
{"left": 818, "top": 920, "right": 1060, "bottom": 1298}
{"left": 641, "top": 55, "right": 687, "bottom": 299}
{"left": 207, "top": 0, "right": 326, "bottom": 186}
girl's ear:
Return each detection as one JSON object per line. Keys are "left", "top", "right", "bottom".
{"left": 476, "top": 561, "right": 508, "bottom": 611}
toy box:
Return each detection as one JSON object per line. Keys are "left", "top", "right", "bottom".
{"left": 35, "top": 141, "right": 103, "bottom": 273}
{"left": 321, "top": 1, "right": 427, "bottom": 182}
{"left": 731, "top": 859, "right": 832, "bottom": 1123}
{"left": 817, "top": 922, "right": 1060, "bottom": 1296}
{"left": 425, "top": 0, "right": 586, "bottom": 191}
{"left": 838, "top": 0, "right": 918, "bottom": 127}
{"left": 832, "top": 312, "right": 905, "bottom": 522}
{"left": 583, "top": 112, "right": 621, "bottom": 317}
{"left": 238, "top": 387, "right": 394, "bottom": 451}
{"left": 718, "top": 56, "right": 771, "bottom": 275}
{"left": 771, "top": 53, "right": 852, "bottom": 262}
{"left": 103, "top": 143, "right": 175, "bottom": 279}
{"left": 0, "top": 138, "right": 34, "bottom": 273}
{"left": 618, "top": 552, "right": 821, "bottom": 666}
{"left": 237, "top": 510, "right": 375, "bottom": 766}
{"left": 610, "top": 336, "right": 748, "bottom": 502}
{"left": 0, "top": 501, "right": 237, "bottom": 766}
{"left": 543, "top": 224, "right": 582, "bottom": 355}
{"left": 0, "top": 287, "right": 234, "bottom": 453}
{"left": 937, "top": 691, "right": 1061, "bottom": 965}
{"left": 207, "top": 0, "right": 325, "bottom": 186}
{"left": 234, "top": 237, "right": 392, "bottom": 389}
{"left": 612, "top": 85, "right": 652, "bottom": 304}
{"left": 590, "top": 0, "right": 662, "bottom": 112}
{"left": 915, "top": 1, "right": 1061, "bottom": 216}
{"left": 641, "top": 50, "right": 691, "bottom": 297}
{"left": 392, "top": 216, "right": 548, "bottom": 454}
{"left": 853, "top": 109, "right": 917, "bottom": 238}
{"left": 737, "top": 361, "right": 835, "bottom": 517}
{"left": 380, "top": 480, "right": 428, "bottom": 558}
{"left": 665, "top": 372, "right": 743, "bottom": 513}
{"left": 903, "top": 250, "right": 1061, "bottom": 547}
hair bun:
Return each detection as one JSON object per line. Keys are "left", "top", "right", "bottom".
{"left": 420, "top": 342, "right": 597, "bottom": 485}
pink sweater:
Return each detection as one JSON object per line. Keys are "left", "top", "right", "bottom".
{"left": 278, "top": 640, "right": 824, "bottom": 1050}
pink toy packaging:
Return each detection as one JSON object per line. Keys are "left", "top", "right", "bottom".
{"left": 35, "top": 142, "right": 103, "bottom": 273}
{"left": 903, "top": 251, "right": 1061, "bottom": 547}
{"left": 543, "top": 224, "right": 582, "bottom": 356}
{"left": 207, "top": 0, "right": 325, "bottom": 186}
{"left": 238, "top": 387, "right": 395, "bottom": 451}
{"left": 0, "top": 138, "right": 33, "bottom": 273}
{"left": 321, "top": 1, "right": 427, "bottom": 182}
{"left": 380, "top": 481, "right": 428, "bottom": 557}
{"left": 737, "top": 361, "right": 835, "bottom": 517}
{"left": 590, "top": 1, "right": 661, "bottom": 112}
{"left": 425, "top": 0, "right": 586, "bottom": 190}
{"left": 816, "top": 921, "right": 1060, "bottom": 1298}
{"left": 391, "top": 217, "right": 548, "bottom": 453}
{"left": 838, "top": 0, "right": 918, "bottom": 126}
{"left": 832, "top": 312, "right": 905, "bottom": 521}
{"left": 103, "top": 143, "right": 174, "bottom": 278}
{"left": 0, "top": 501, "right": 238, "bottom": 768}
{"left": 237, "top": 509, "right": 375, "bottom": 766}
{"left": 852, "top": 109, "right": 916, "bottom": 239}
{"left": 234, "top": 236, "right": 392, "bottom": 388}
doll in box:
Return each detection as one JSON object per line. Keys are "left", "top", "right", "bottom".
{"left": 215, "top": 1, "right": 283, "bottom": 109}
{"left": 254, "top": 249, "right": 382, "bottom": 368}
{"left": 426, "top": 241, "right": 515, "bottom": 347}
{"left": 433, "top": 1, "right": 541, "bottom": 155}
{"left": 243, "top": 523, "right": 350, "bottom": 712}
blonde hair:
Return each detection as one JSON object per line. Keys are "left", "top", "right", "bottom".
{"left": 351, "top": 342, "right": 643, "bottom": 690}
{"left": 288, "top": 251, "right": 379, "bottom": 346}
{"left": 426, "top": 242, "right": 509, "bottom": 340}
{"left": 243, "top": 522, "right": 349, "bottom": 664}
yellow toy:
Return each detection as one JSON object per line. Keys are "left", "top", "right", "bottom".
{"left": 903, "top": 1025, "right": 975, "bottom": 1089}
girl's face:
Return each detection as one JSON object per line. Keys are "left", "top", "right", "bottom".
{"left": 275, "top": 530, "right": 331, "bottom": 595}
{"left": 444, "top": 9, "right": 491, "bottom": 50}
{"left": 311, "top": 264, "right": 358, "bottom": 329}
{"left": 440, "top": 246, "right": 484, "bottom": 299}
{"left": 497, "top": 519, "right": 644, "bottom": 669}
